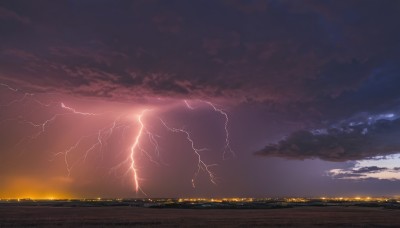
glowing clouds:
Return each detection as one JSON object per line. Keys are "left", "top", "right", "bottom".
{"left": 0, "top": 81, "right": 238, "bottom": 196}
{"left": 328, "top": 154, "right": 400, "bottom": 181}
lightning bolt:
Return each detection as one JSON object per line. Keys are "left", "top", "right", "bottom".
{"left": 129, "top": 110, "right": 147, "bottom": 193}
{"left": 23, "top": 114, "right": 65, "bottom": 138}
{"left": 0, "top": 83, "right": 60, "bottom": 108}
{"left": 53, "top": 136, "right": 89, "bottom": 176}
{"left": 0, "top": 83, "right": 19, "bottom": 92}
{"left": 111, "top": 109, "right": 159, "bottom": 194}
{"left": 183, "top": 100, "right": 236, "bottom": 160}
{"left": 60, "top": 102, "right": 98, "bottom": 116}
{"left": 183, "top": 99, "right": 195, "bottom": 110}
{"left": 83, "top": 118, "right": 121, "bottom": 162}
{"left": 2, "top": 82, "right": 236, "bottom": 194}
{"left": 205, "top": 101, "right": 236, "bottom": 159}
{"left": 19, "top": 101, "right": 99, "bottom": 140}
{"left": 0, "top": 92, "right": 34, "bottom": 107}
{"left": 159, "top": 119, "right": 217, "bottom": 188}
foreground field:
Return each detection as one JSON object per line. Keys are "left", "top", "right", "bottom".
{"left": 1, "top": 206, "right": 400, "bottom": 227}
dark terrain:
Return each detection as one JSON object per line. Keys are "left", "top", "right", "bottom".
{"left": 1, "top": 205, "right": 400, "bottom": 227}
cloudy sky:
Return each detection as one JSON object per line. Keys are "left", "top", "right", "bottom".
{"left": 1, "top": 0, "right": 400, "bottom": 199}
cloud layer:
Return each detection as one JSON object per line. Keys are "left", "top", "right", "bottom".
{"left": 0, "top": 0, "right": 399, "bottom": 107}
{"left": 328, "top": 154, "right": 400, "bottom": 181}
{"left": 256, "top": 118, "right": 400, "bottom": 162}
{"left": 1, "top": 0, "right": 400, "bottom": 169}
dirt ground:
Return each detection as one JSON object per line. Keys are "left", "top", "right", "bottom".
{"left": 1, "top": 206, "right": 400, "bottom": 227}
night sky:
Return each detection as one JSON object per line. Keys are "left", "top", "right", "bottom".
{"left": 1, "top": 0, "right": 400, "bottom": 199}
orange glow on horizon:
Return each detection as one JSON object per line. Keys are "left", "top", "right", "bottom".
{"left": 0, "top": 192, "right": 73, "bottom": 200}
{"left": 0, "top": 176, "right": 74, "bottom": 200}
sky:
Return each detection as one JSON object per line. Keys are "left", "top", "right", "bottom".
{"left": 1, "top": 0, "right": 400, "bottom": 199}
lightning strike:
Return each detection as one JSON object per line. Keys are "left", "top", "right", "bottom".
{"left": 61, "top": 102, "right": 98, "bottom": 116}
{"left": 184, "top": 100, "right": 195, "bottom": 110}
{"left": 21, "top": 102, "right": 99, "bottom": 139}
{"left": 0, "top": 83, "right": 59, "bottom": 108}
{"left": 0, "top": 92, "right": 34, "bottom": 107}
{"left": 183, "top": 100, "right": 236, "bottom": 160}
{"left": 2, "top": 83, "right": 236, "bottom": 194}
{"left": 83, "top": 120, "right": 116, "bottom": 162}
{"left": 0, "top": 83, "right": 19, "bottom": 92}
{"left": 53, "top": 136, "right": 90, "bottom": 176}
{"left": 129, "top": 110, "right": 148, "bottom": 193}
{"left": 23, "top": 114, "right": 65, "bottom": 138}
{"left": 205, "top": 101, "right": 236, "bottom": 160}
{"left": 159, "top": 119, "right": 217, "bottom": 188}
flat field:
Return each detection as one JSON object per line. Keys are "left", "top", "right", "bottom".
{"left": 1, "top": 206, "right": 400, "bottom": 227}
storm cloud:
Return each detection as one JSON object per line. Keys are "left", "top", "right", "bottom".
{"left": 352, "top": 166, "right": 388, "bottom": 174}
{"left": 256, "top": 118, "right": 400, "bottom": 162}
{"left": 328, "top": 162, "right": 400, "bottom": 181}
{"left": 2, "top": 0, "right": 400, "bottom": 163}
{"left": 2, "top": 0, "right": 400, "bottom": 197}
{"left": 1, "top": 0, "right": 400, "bottom": 107}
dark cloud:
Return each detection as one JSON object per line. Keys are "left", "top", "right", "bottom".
{"left": 0, "top": 0, "right": 399, "bottom": 109}
{"left": 1, "top": 0, "right": 400, "bottom": 197}
{"left": 256, "top": 118, "right": 400, "bottom": 162}
{"left": 329, "top": 173, "right": 363, "bottom": 179}
{"left": 1, "top": 0, "right": 400, "bottom": 155}
{"left": 0, "top": 6, "right": 30, "bottom": 24}
{"left": 328, "top": 163, "right": 400, "bottom": 181}
{"left": 352, "top": 166, "right": 388, "bottom": 174}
